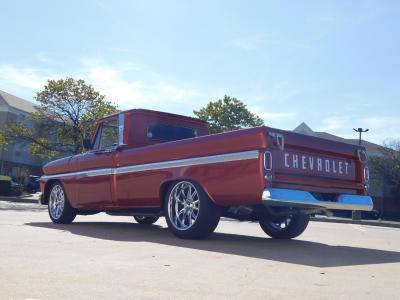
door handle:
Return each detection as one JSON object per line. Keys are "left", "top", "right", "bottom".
{"left": 93, "top": 148, "right": 114, "bottom": 155}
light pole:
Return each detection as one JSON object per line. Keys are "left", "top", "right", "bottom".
{"left": 353, "top": 128, "right": 369, "bottom": 146}
{"left": 352, "top": 128, "right": 369, "bottom": 220}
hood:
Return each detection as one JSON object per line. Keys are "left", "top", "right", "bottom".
{"left": 43, "top": 156, "right": 73, "bottom": 175}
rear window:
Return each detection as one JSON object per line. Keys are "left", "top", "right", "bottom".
{"left": 147, "top": 123, "right": 197, "bottom": 142}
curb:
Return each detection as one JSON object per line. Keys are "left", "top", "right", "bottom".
{"left": 224, "top": 217, "right": 400, "bottom": 229}
{"left": 311, "top": 217, "right": 400, "bottom": 229}
{"left": 0, "top": 197, "right": 39, "bottom": 204}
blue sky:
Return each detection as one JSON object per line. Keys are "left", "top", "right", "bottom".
{"left": 1, "top": 0, "right": 399, "bottom": 144}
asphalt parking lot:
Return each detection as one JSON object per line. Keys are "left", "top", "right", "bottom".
{"left": 1, "top": 200, "right": 399, "bottom": 300}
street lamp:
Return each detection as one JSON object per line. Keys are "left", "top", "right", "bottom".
{"left": 352, "top": 127, "right": 369, "bottom": 221}
{"left": 353, "top": 128, "right": 369, "bottom": 146}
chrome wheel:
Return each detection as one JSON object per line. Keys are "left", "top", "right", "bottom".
{"left": 259, "top": 214, "right": 310, "bottom": 239}
{"left": 167, "top": 181, "right": 200, "bottom": 231}
{"left": 268, "top": 217, "right": 292, "bottom": 231}
{"left": 49, "top": 184, "right": 65, "bottom": 220}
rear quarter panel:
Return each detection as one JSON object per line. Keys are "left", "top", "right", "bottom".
{"left": 115, "top": 127, "right": 267, "bottom": 207}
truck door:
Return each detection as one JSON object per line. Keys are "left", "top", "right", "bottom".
{"left": 71, "top": 117, "right": 118, "bottom": 209}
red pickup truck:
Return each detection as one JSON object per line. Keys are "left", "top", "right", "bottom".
{"left": 40, "top": 109, "right": 373, "bottom": 239}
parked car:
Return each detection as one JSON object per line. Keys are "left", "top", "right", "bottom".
{"left": 0, "top": 175, "right": 12, "bottom": 196}
{"left": 0, "top": 176, "right": 23, "bottom": 196}
{"left": 39, "top": 109, "right": 373, "bottom": 239}
{"left": 26, "top": 175, "right": 40, "bottom": 193}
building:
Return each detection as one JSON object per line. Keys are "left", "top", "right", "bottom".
{"left": 293, "top": 122, "right": 384, "bottom": 156}
{"left": 0, "top": 90, "right": 45, "bottom": 180}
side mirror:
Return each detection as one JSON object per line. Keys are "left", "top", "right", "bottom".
{"left": 83, "top": 138, "right": 92, "bottom": 150}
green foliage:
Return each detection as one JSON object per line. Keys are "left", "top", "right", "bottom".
{"left": 193, "top": 95, "right": 264, "bottom": 133}
{"left": 369, "top": 140, "right": 400, "bottom": 200}
{"left": 0, "top": 131, "right": 7, "bottom": 150}
{"left": 5, "top": 78, "right": 117, "bottom": 158}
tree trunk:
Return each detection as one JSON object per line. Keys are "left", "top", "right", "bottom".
{"left": 72, "top": 126, "right": 81, "bottom": 154}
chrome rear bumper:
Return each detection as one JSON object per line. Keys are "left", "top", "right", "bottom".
{"left": 262, "top": 188, "right": 373, "bottom": 211}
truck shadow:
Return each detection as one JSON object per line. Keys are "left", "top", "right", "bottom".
{"left": 27, "top": 221, "right": 400, "bottom": 268}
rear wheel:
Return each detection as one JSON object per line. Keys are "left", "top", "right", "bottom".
{"left": 164, "top": 181, "right": 220, "bottom": 239}
{"left": 134, "top": 215, "right": 159, "bottom": 224}
{"left": 259, "top": 214, "right": 310, "bottom": 239}
{"left": 48, "top": 181, "right": 76, "bottom": 224}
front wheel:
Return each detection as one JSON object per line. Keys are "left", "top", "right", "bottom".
{"left": 48, "top": 181, "right": 76, "bottom": 224}
{"left": 134, "top": 215, "right": 159, "bottom": 224}
{"left": 164, "top": 181, "right": 220, "bottom": 239}
{"left": 259, "top": 214, "right": 310, "bottom": 239}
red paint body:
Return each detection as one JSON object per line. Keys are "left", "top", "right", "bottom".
{"left": 40, "top": 109, "right": 367, "bottom": 211}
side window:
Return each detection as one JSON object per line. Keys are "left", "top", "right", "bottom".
{"left": 147, "top": 123, "right": 197, "bottom": 142}
{"left": 93, "top": 119, "right": 118, "bottom": 149}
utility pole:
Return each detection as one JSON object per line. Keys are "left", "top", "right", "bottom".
{"left": 353, "top": 128, "right": 369, "bottom": 146}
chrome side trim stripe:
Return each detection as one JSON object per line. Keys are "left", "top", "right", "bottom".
{"left": 116, "top": 150, "right": 258, "bottom": 175}
{"left": 41, "top": 150, "right": 259, "bottom": 180}
{"left": 41, "top": 168, "right": 113, "bottom": 180}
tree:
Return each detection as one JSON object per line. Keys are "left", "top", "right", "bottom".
{"left": 0, "top": 131, "right": 7, "bottom": 151}
{"left": 193, "top": 95, "right": 264, "bottom": 133}
{"left": 4, "top": 78, "right": 118, "bottom": 158}
{"left": 369, "top": 140, "right": 400, "bottom": 201}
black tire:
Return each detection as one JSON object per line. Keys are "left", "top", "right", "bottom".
{"left": 47, "top": 181, "right": 76, "bottom": 224}
{"left": 134, "top": 215, "right": 159, "bottom": 224}
{"left": 164, "top": 181, "right": 220, "bottom": 239}
{"left": 259, "top": 214, "right": 310, "bottom": 239}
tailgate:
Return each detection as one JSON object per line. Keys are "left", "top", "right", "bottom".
{"left": 265, "top": 128, "right": 366, "bottom": 195}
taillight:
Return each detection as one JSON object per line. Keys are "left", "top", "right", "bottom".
{"left": 364, "top": 166, "right": 370, "bottom": 183}
{"left": 264, "top": 151, "right": 272, "bottom": 171}
{"left": 264, "top": 151, "right": 273, "bottom": 181}
{"left": 363, "top": 165, "right": 370, "bottom": 192}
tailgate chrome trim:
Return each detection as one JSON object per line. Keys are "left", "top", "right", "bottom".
{"left": 262, "top": 188, "right": 373, "bottom": 211}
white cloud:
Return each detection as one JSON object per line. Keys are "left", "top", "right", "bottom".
{"left": 0, "top": 65, "right": 54, "bottom": 90}
{"left": 0, "top": 62, "right": 200, "bottom": 111}
{"left": 249, "top": 105, "right": 295, "bottom": 121}
{"left": 82, "top": 63, "right": 198, "bottom": 109}
{"left": 319, "top": 115, "right": 400, "bottom": 145}
{"left": 1, "top": 61, "right": 398, "bottom": 145}
{"left": 233, "top": 34, "right": 266, "bottom": 50}
{"left": 232, "top": 33, "right": 311, "bottom": 51}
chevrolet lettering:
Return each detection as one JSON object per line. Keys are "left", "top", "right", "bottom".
{"left": 40, "top": 109, "right": 373, "bottom": 239}
{"left": 283, "top": 152, "right": 353, "bottom": 177}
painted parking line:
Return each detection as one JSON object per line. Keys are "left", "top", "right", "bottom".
{"left": 349, "top": 224, "right": 367, "bottom": 232}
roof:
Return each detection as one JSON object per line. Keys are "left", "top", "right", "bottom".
{"left": 293, "top": 122, "right": 384, "bottom": 156}
{"left": 315, "top": 132, "right": 384, "bottom": 156}
{"left": 103, "top": 108, "right": 208, "bottom": 124}
{"left": 293, "top": 122, "right": 316, "bottom": 137}
{"left": 129, "top": 109, "right": 208, "bottom": 124}
{"left": 0, "top": 89, "right": 36, "bottom": 113}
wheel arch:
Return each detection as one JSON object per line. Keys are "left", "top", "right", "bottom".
{"left": 159, "top": 178, "right": 216, "bottom": 209}
{"left": 42, "top": 179, "right": 60, "bottom": 205}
